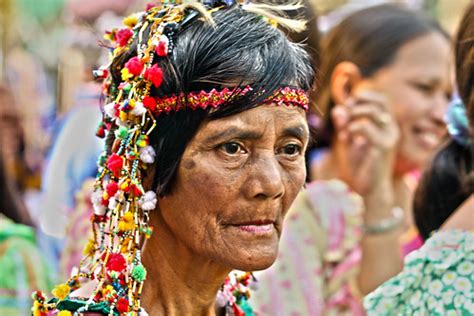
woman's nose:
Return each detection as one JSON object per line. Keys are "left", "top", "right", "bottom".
{"left": 243, "top": 154, "right": 285, "bottom": 200}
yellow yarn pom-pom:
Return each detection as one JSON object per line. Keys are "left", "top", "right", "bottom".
{"left": 123, "top": 14, "right": 138, "bottom": 28}
{"left": 119, "top": 212, "right": 135, "bottom": 232}
{"left": 52, "top": 283, "right": 71, "bottom": 300}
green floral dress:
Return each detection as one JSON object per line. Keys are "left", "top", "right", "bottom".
{"left": 364, "top": 230, "right": 474, "bottom": 315}
{"left": 0, "top": 215, "right": 54, "bottom": 315}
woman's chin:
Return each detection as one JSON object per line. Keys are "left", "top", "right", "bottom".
{"left": 225, "top": 247, "right": 279, "bottom": 271}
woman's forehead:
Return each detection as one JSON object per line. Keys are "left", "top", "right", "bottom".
{"left": 195, "top": 104, "right": 308, "bottom": 140}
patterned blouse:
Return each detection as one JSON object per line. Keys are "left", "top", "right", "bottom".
{"left": 364, "top": 230, "right": 474, "bottom": 315}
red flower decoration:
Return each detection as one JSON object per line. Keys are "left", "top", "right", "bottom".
{"left": 106, "top": 181, "right": 119, "bottom": 197}
{"left": 125, "top": 57, "right": 143, "bottom": 77}
{"left": 106, "top": 153, "right": 123, "bottom": 178}
{"left": 144, "top": 64, "right": 163, "bottom": 88}
{"left": 131, "top": 184, "right": 143, "bottom": 197}
{"left": 115, "top": 28, "right": 133, "bottom": 47}
{"left": 117, "top": 297, "right": 130, "bottom": 313}
{"left": 143, "top": 96, "right": 157, "bottom": 111}
{"left": 146, "top": 2, "right": 157, "bottom": 10}
{"left": 105, "top": 253, "right": 127, "bottom": 272}
{"left": 155, "top": 36, "right": 169, "bottom": 57}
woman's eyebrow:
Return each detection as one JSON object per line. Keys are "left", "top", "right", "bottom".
{"left": 204, "top": 127, "right": 263, "bottom": 143}
{"left": 282, "top": 125, "right": 309, "bottom": 140}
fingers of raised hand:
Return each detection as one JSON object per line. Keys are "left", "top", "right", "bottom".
{"left": 348, "top": 105, "right": 393, "bottom": 128}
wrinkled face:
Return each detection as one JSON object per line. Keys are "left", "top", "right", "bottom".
{"left": 158, "top": 104, "right": 309, "bottom": 271}
{"left": 361, "top": 32, "right": 452, "bottom": 173}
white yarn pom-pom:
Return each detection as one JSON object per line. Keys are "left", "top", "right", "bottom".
{"left": 104, "top": 102, "right": 116, "bottom": 118}
{"left": 138, "top": 191, "right": 157, "bottom": 211}
{"left": 139, "top": 145, "right": 156, "bottom": 164}
{"left": 91, "top": 189, "right": 106, "bottom": 215}
{"left": 131, "top": 101, "right": 147, "bottom": 116}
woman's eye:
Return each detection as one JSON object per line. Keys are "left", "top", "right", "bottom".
{"left": 280, "top": 144, "right": 302, "bottom": 156}
{"left": 219, "top": 142, "right": 244, "bottom": 155}
{"left": 414, "top": 82, "right": 434, "bottom": 94}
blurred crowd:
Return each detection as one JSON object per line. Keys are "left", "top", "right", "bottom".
{"left": 0, "top": 0, "right": 472, "bottom": 315}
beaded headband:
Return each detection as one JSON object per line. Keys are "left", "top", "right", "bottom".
{"left": 32, "top": 1, "right": 309, "bottom": 315}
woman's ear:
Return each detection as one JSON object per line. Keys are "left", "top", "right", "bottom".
{"left": 330, "top": 61, "right": 363, "bottom": 105}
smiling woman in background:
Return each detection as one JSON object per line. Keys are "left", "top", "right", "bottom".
{"left": 251, "top": 4, "right": 452, "bottom": 315}
{"left": 365, "top": 3, "right": 474, "bottom": 314}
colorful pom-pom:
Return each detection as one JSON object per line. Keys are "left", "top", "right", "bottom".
{"left": 125, "top": 56, "right": 143, "bottom": 77}
{"left": 131, "top": 101, "right": 147, "bottom": 116}
{"left": 155, "top": 35, "right": 169, "bottom": 57}
{"left": 144, "top": 64, "right": 163, "bottom": 88}
{"left": 118, "top": 212, "right": 135, "bottom": 232}
{"left": 121, "top": 68, "right": 133, "bottom": 81}
{"left": 91, "top": 189, "right": 106, "bottom": 215}
{"left": 58, "top": 310, "right": 72, "bottom": 316}
{"left": 138, "top": 191, "right": 157, "bottom": 211}
{"left": 142, "top": 96, "right": 157, "bottom": 111}
{"left": 123, "top": 14, "right": 138, "bottom": 28}
{"left": 82, "top": 238, "right": 96, "bottom": 256}
{"left": 106, "top": 181, "right": 119, "bottom": 198}
{"left": 146, "top": 2, "right": 157, "bottom": 10}
{"left": 139, "top": 145, "right": 156, "bottom": 164}
{"left": 132, "top": 264, "right": 147, "bottom": 282}
{"left": 115, "top": 126, "right": 129, "bottom": 139}
{"left": 131, "top": 183, "right": 144, "bottom": 197}
{"left": 104, "top": 102, "right": 118, "bottom": 118}
{"left": 137, "top": 134, "right": 149, "bottom": 148}
{"left": 107, "top": 153, "right": 124, "bottom": 178}
{"left": 105, "top": 253, "right": 127, "bottom": 273}
{"left": 115, "top": 28, "right": 133, "bottom": 47}
{"left": 117, "top": 297, "right": 130, "bottom": 313}
{"left": 52, "top": 283, "right": 71, "bottom": 300}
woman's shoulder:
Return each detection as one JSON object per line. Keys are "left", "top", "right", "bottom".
{"left": 0, "top": 215, "right": 36, "bottom": 245}
{"left": 364, "top": 230, "right": 474, "bottom": 315}
{"left": 285, "top": 179, "right": 364, "bottom": 262}
{"left": 304, "top": 179, "right": 363, "bottom": 218}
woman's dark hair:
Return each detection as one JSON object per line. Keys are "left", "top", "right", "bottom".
{"left": 0, "top": 146, "right": 34, "bottom": 226}
{"left": 414, "top": 141, "right": 473, "bottom": 240}
{"left": 456, "top": 3, "right": 474, "bottom": 128}
{"left": 108, "top": 5, "right": 314, "bottom": 196}
{"left": 315, "top": 4, "right": 448, "bottom": 146}
{"left": 414, "top": 4, "right": 474, "bottom": 240}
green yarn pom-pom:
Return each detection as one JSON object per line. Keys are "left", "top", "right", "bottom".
{"left": 132, "top": 264, "right": 147, "bottom": 282}
{"left": 115, "top": 126, "right": 129, "bottom": 139}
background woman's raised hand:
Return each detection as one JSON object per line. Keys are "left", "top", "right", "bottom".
{"left": 331, "top": 89, "right": 399, "bottom": 205}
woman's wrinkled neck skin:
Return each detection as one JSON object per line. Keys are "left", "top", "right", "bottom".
{"left": 141, "top": 211, "right": 229, "bottom": 316}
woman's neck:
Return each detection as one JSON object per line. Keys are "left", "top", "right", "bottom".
{"left": 141, "top": 212, "right": 231, "bottom": 315}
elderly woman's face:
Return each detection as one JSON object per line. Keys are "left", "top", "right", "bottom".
{"left": 158, "top": 104, "right": 309, "bottom": 271}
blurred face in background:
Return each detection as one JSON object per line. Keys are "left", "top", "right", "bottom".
{"left": 356, "top": 32, "right": 452, "bottom": 174}
{"left": 0, "top": 88, "right": 23, "bottom": 178}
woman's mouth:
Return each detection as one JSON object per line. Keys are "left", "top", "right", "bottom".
{"left": 412, "top": 126, "right": 442, "bottom": 151}
{"left": 229, "top": 220, "right": 275, "bottom": 235}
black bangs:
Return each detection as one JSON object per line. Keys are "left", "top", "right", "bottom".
{"left": 168, "top": 7, "right": 313, "bottom": 118}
